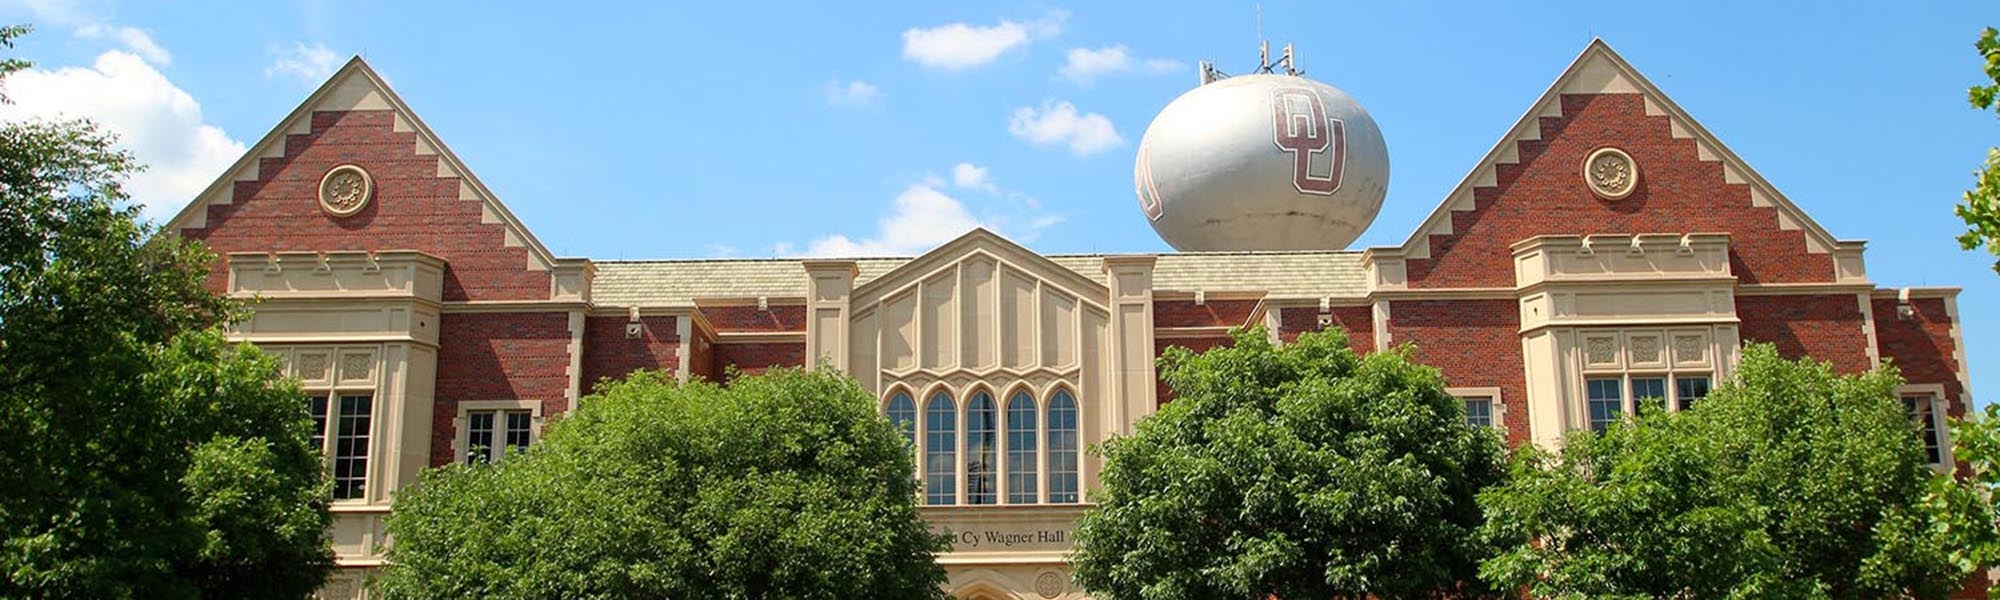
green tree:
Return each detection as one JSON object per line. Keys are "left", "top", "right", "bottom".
{"left": 1478, "top": 344, "right": 1977, "bottom": 598}
{"left": 1945, "top": 406, "right": 2000, "bottom": 598}
{"left": 1959, "top": 27, "right": 2000, "bottom": 273}
{"left": 376, "top": 367, "right": 951, "bottom": 599}
{"left": 1069, "top": 328, "right": 1508, "bottom": 600}
{"left": 0, "top": 24, "right": 333, "bottom": 598}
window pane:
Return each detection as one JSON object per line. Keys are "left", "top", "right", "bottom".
{"left": 1006, "top": 392, "right": 1039, "bottom": 504}
{"left": 966, "top": 392, "right": 997, "bottom": 505}
{"left": 1905, "top": 395, "right": 1944, "bottom": 464}
{"left": 1462, "top": 397, "right": 1493, "bottom": 428}
{"left": 466, "top": 411, "right": 495, "bottom": 465}
{"left": 924, "top": 393, "right": 957, "bottom": 505}
{"left": 1630, "top": 377, "right": 1667, "bottom": 411}
{"left": 333, "top": 394, "right": 372, "bottom": 500}
{"left": 1586, "top": 378, "right": 1624, "bottom": 434}
{"left": 503, "top": 411, "right": 532, "bottom": 455}
{"left": 886, "top": 392, "right": 917, "bottom": 449}
{"left": 1675, "top": 376, "right": 1711, "bottom": 411}
{"left": 1047, "top": 391, "right": 1079, "bottom": 503}
{"left": 306, "top": 395, "right": 329, "bottom": 453}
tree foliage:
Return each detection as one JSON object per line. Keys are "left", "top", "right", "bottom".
{"left": 1069, "top": 328, "right": 1508, "bottom": 600}
{"left": 1478, "top": 344, "right": 1977, "bottom": 598}
{"left": 376, "top": 367, "right": 951, "bottom": 600}
{"left": 1945, "top": 405, "right": 2000, "bottom": 598}
{"left": 0, "top": 24, "right": 333, "bottom": 597}
{"left": 1959, "top": 27, "right": 2000, "bottom": 274}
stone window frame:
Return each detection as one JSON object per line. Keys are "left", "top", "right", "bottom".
{"left": 281, "top": 345, "right": 382, "bottom": 505}
{"left": 1896, "top": 383, "right": 1953, "bottom": 471}
{"left": 885, "top": 380, "right": 1084, "bottom": 506}
{"left": 1447, "top": 386, "right": 1507, "bottom": 432}
{"left": 452, "top": 399, "right": 544, "bottom": 466}
{"left": 1576, "top": 328, "right": 1716, "bottom": 430}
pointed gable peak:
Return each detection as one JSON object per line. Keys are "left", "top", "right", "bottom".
{"left": 850, "top": 227, "right": 1111, "bottom": 306}
{"left": 1383, "top": 38, "right": 1849, "bottom": 264}
{"left": 165, "top": 55, "right": 563, "bottom": 272}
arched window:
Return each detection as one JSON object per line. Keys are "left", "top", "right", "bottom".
{"left": 1006, "top": 391, "right": 1039, "bottom": 504}
{"left": 1047, "top": 390, "right": 1079, "bottom": 503}
{"left": 885, "top": 392, "right": 916, "bottom": 449}
{"left": 924, "top": 392, "right": 957, "bottom": 505}
{"left": 965, "top": 392, "right": 997, "bottom": 505}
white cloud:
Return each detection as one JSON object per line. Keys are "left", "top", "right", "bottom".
{"left": 900, "top": 11, "right": 1066, "bottom": 71}
{"left": 951, "top": 162, "right": 996, "bottom": 193}
{"left": 1143, "top": 58, "right": 1186, "bottom": 74}
{"left": 1058, "top": 45, "right": 1185, "bottom": 85}
{"left": 790, "top": 184, "right": 984, "bottom": 256}
{"left": 781, "top": 165, "right": 1062, "bottom": 257}
{"left": 1058, "top": 45, "right": 1128, "bottom": 84}
{"left": 823, "top": 79, "right": 883, "bottom": 108}
{"left": 75, "top": 24, "right": 170, "bottom": 66}
{"left": 0, "top": 50, "right": 248, "bottom": 222}
{"left": 266, "top": 42, "right": 342, "bottom": 85}
{"left": 1008, "top": 101, "right": 1122, "bottom": 156}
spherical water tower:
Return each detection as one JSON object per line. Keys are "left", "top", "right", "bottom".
{"left": 1133, "top": 45, "right": 1390, "bottom": 251}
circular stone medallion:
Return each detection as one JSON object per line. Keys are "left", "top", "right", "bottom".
{"left": 319, "top": 164, "right": 373, "bottom": 217}
{"left": 1034, "top": 572, "right": 1067, "bottom": 598}
{"left": 1583, "top": 147, "right": 1638, "bottom": 200}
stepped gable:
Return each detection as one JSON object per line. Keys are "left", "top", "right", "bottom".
{"left": 1380, "top": 40, "right": 1858, "bottom": 289}
{"left": 165, "top": 57, "right": 563, "bottom": 302}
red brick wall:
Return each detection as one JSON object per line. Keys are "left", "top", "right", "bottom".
{"left": 433, "top": 312, "right": 574, "bottom": 466}
{"left": 1404, "top": 93, "right": 1831, "bottom": 288}
{"left": 1153, "top": 299, "right": 1260, "bottom": 328}
{"left": 1275, "top": 306, "right": 1374, "bottom": 354}
{"left": 1387, "top": 300, "right": 1530, "bottom": 444}
{"left": 1736, "top": 294, "right": 1871, "bottom": 374}
{"left": 579, "top": 315, "right": 680, "bottom": 396}
{"left": 710, "top": 342, "right": 805, "bottom": 382}
{"left": 688, "top": 329, "right": 716, "bottom": 384}
{"left": 181, "top": 110, "right": 551, "bottom": 302}
{"left": 1873, "top": 297, "right": 1967, "bottom": 420}
{"left": 702, "top": 304, "right": 806, "bottom": 332}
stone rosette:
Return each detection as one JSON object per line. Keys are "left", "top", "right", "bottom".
{"left": 319, "top": 164, "right": 373, "bottom": 217}
{"left": 1034, "top": 572, "right": 1067, "bottom": 598}
{"left": 1583, "top": 147, "right": 1638, "bottom": 200}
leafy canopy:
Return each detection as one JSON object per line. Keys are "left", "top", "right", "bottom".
{"left": 376, "top": 367, "right": 951, "bottom": 600}
{"left": 1959, "top": 26, "right": 2000, "bottom": 274}
{"left": 0, "top": 24, "right": 332, "bottom": 598}
{"left": 1069, "top": 328, "right": 1509, "bottom": 600}
{"left": 1478, "top": 344, "right": 1977, "bottom": 599}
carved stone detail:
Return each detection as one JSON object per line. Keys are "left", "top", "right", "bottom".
{"left": 319, "top": 164, "right": 373, "bottom": 217}
{"left": 1629, "top": 335, "right": 1662, "bottom": 364}
{"left": 1583, "top": 147, "right": 1638, "bottom": 200}
{"left": 296, "top": 353, "right": 330, "bottom": 381}
{"left": 1035, "top": 572, "right": 1068, "bottom": 598}
{"left": 1585, "top": 336, "right": 1618, "bottom": 366}
{"left": 340, "top": 353, "right": 374, "bottom": 382}
{"left": 1673, "top": 334, "right": 1706, "bottom": 364}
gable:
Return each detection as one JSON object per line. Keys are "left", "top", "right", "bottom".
{"left": 165, "top": 58, "right": 569, "bottom": 302}
{"left": 850, "top": 229, "right": 1110, "bottom": 307}
{"left": 1377, "top": 40, "right": 1864, "bottom": 289}
{"left": 846, "top": 229, "right": 1112, "bottom": 379}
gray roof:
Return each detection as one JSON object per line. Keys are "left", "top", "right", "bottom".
{"left": 591, "top": 252, "right": 1367, "bottom": 306}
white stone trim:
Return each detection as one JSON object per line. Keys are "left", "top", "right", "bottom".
{"left": 450, "top": 399, "right": 546, "bottom": 466}
{"left": 1447, "top": 386, "right": 1507, "bottom": 432}
{"left": 1897, "top": 383, "right": 1953, "bottom": 471}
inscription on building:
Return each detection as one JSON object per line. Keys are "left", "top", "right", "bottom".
{"left": 945, "top": 528, "right": 1072, "bottom": 550}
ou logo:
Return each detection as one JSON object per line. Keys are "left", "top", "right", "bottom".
{"left": 1271, "top": 87, "right": 1347, "bottom": 195}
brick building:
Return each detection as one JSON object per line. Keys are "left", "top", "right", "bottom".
{"left": 162, "top": 41, "right": 1980, "bottom": 598}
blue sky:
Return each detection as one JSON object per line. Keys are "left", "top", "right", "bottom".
{"left": 2, "top": 1, "right": 1998, "bottom": 400}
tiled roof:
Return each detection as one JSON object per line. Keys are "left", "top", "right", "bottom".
{"left": 591, "top": 252, "right": 1367, "bottom": 306}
